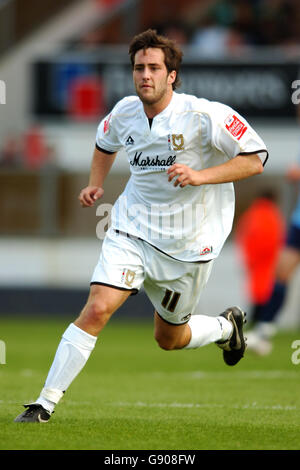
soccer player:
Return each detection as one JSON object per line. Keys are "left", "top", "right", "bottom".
{"left": 15, "top": 29, "right": 268, "bottom": 423}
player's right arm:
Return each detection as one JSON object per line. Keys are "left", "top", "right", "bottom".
{"left": 79, "top": 100, "right": 125, "bottom": 207}
{"left": 79, "top": 147, "right": 117, "bottom": 207}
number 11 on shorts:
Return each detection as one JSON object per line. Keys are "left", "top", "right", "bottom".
{"left": 161, "top": 289, "right": 181, "bottom": 312}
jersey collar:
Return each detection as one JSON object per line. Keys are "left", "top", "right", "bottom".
{"left": 139, "top": 92, "right": 178, "bottom": 122}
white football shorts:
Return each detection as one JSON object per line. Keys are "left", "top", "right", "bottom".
{"left": 91, "top": 228, "right": 214, "bottom": 325}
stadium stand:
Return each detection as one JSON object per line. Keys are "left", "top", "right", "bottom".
{"left": 0, "top": 0, "right": 300, "bottom": 327}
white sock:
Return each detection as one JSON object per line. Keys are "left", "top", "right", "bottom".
{"left": 35, "top": 323, "right": 97, "bottom": 413}
{"left": 254, "top": 321, "right": 277, "bottom": 339}
{"left": 184, "top": 314, "right": 232, "bottom": 349}
{"left": 216, "top": 315, "right": 233, "bottom": 342}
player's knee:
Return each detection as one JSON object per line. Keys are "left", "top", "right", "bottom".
{"left": 75, "top": 295, "right": 116, "bottom": 335}
{"left": 154, "top": 333, "right": 177, "bottom": 351}
{"left": 85, "top": 297, "right": 112, "bottom": 325}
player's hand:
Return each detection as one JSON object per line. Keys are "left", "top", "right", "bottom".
{"left": 167, "top": 164, "right": 201, "bottom": 188}
{"left": 78, "top": 186, "right": 104, "bottom": 207}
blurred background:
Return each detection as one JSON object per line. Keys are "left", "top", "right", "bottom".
{"left": 1, "top": 0, "right": 300, "bottom": 328}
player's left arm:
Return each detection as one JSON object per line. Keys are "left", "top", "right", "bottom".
{"left": 167, "top": 153, "right": 263, "bottom": 188}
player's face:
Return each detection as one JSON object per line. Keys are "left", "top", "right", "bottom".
{"left": 133, "top": 48, "right": 176, "bottom": 108}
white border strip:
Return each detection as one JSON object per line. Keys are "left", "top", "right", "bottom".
{"left": 114, "top": 401, "right": 297, "bottom": 411}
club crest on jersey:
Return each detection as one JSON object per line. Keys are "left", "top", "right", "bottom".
{"left": 225, "top": 114, "right": 247, "bottom": 140}
{"left": 169, "top": 134, "right": 184, "bottom": 151}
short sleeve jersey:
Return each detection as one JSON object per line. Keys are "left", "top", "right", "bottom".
{"left": 96, "top": 92, "right": 268, "bottom": 262}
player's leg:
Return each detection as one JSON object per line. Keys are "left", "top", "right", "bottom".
{"left": 14, "top": 284, "right": 132, "bottom": 422}
{"left": 261, "top": 246, "right": 300, "bottom": 322}
{"left": 276, "top": 246, "right": 300, "bottom": 283}
{"left": 260, "top": 226, "right": 300, "bottom": 324}
{"left": 154, "top": 311, "right": 191, "bottom": 350}
{"left": 153, "top": 310, "right": 231, "bottom": 350}
{"left": 144, "top": 250, "right": 246, "bottom": 365}
{"left": 247, "top": 229, "right": 300, "bottom": 355}
{"left": 37, "top": 284, "right": 131, "bottom": 406}
{"left": 154, "top": 306, "right": 246, "bottom": 366}
{"left": 74, "top": 283, "right": 133, "bottom": 336}
{"left": 15, "top": 229, "right": 144, "bottom": 422}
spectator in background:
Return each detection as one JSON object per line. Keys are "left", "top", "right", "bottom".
{"left": 0, "top": 133, "right": 21, "bottom": 167}
{"left": 244, "top": 103, "right": 300, "bottom": 355}
{"left": 23, "top": 125, "right": 48, "bottom": 170}
{"left": 154, "top": 22, "right": 190, "bottom": 46}
{"left": 77, "top": 0, "right": 300, "bottom": 52}
{"left": 189, "top": 0, "right": 300, "bottom": 54}
{"left": 244, "top": 163, "right": 300, "bottom": 355}
{"left": 0, "top": 128, "right": 56, "bottom": 170}
{"left": 234, "top": 190, "right": 286, "bottom": 331}
{"left": 256, "top": 0, "right": 300, "bottom": 47}
{"left": 189, "top": 0, "right": 249, "bottom": 57}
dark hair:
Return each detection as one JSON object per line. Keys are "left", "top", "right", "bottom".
{"left": 128, "top": 29, "right": 183, "bottom": 90}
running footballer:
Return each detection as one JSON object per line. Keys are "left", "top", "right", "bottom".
{"left": 15, "top": 29, "right": 267, "bottom": 423}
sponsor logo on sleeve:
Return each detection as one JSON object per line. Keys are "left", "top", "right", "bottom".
{"left": 225, "top": 114, "right": 247, "bottom": 140}
{"left": 103, "top": 113, "right": 112, "bottom": 134}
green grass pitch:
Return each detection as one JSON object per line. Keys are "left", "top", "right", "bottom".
{"left": 0, "top": 315, "right": 299, "bottom": 450}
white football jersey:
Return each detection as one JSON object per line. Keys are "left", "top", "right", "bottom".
{"left": 95, "top": 92, "right": 268, "bottom": 262}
